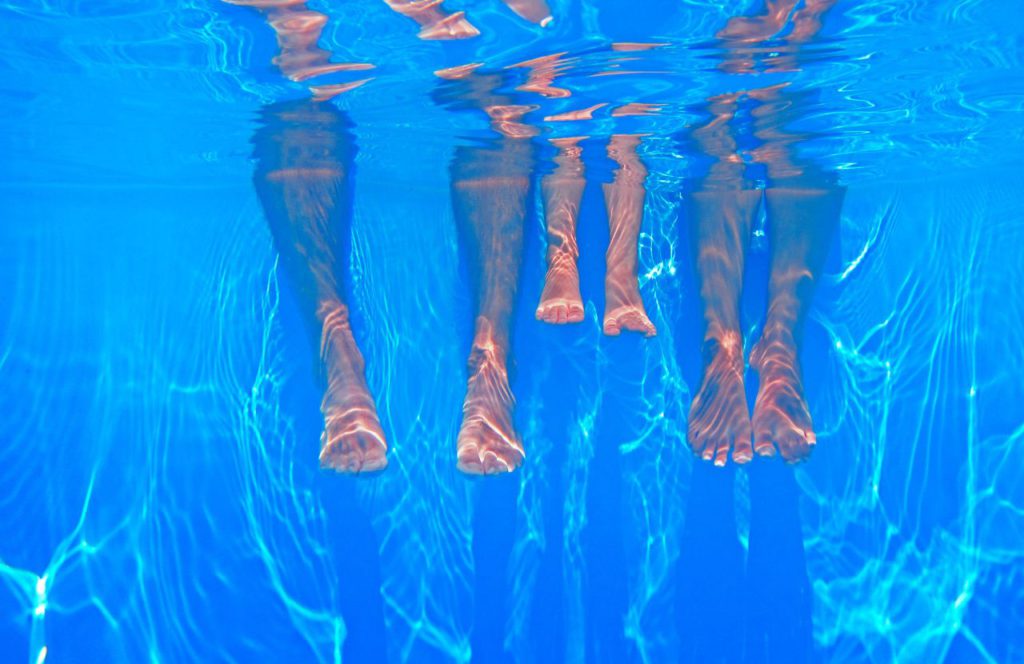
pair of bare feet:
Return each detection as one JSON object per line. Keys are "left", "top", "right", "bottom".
{"left": 535, "top": 257, "right": 656, "bottom": 337}
{"left": 317, "top": 249, "right": 656, "bottom": 476}
{"left": 316, "top": 307, "right": 524, "bottom": 476}
{"left": 687, "top": 328, "right": 814, "bottom": 467}
{"left": 535, "top": 134, "right": 656, "bottom": 337}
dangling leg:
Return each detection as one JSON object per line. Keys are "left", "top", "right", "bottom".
{"left": 536, "top": 137, "right": 585, "bottom": 324}
{"left": 684, "top": 89, "right": 760, "bottom": 465}
{"left": 750, "top": 185, "right": 843, "bottom": 461}
{"left": 686, "top": 188, "right": 760, "bottom": 465}
{"left": 602, "top": 134, "right": 656, "bottom": 337}
{"left": 253, "top": 100, "right": 386, "bottom": 473}
{"left": 451, "top": 143, "right": 529, "bottom": 474}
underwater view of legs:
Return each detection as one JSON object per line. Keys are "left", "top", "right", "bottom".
{"left": 687, "top": 187, "right": 760, "bottom": 466}
{"left": 686, "top": 0, "right": 844, "bottom": 466}
{"left": 750, "top": 185, "right": 843, "bottom": 461}
{"left": 535, "top": 132, "right": 657, "bottom": 336}
{"left": 602, "top": 134, "right": 657, "bottom": 337}
{"left": 434, "top": 68, "right": 537, "bottom": 474}
{"left": 536, "top": 136, "right": 585, "bottom": 324}
{"left": 6, "top": 0, "right": 1024, "bottom": 660}
{"left": 451, "top": 141, "right": 530, "bottom": 474}
{"left": 253, "top": 100, "right": 387, "bottom": 473}
{"left": 684, "top": 88, "right": 759, "bottom": 466}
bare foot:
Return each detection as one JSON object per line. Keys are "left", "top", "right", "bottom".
{"left": 536, "top": 259, "right": 584, "bottom": 324}
{"left": 320, "top": 403, "right": 388, "bottom": 473}
{"left": 603, "top": 271, "right": 656, "bottom": 337}
{"left": 457, "top": 338, "right": 524, "bottom": 474}
{"left": 687, "top": 335, "right": 753, "bottom": 465}
{"left": 750, "top": 330, "right": 814, "bottom": 462}
{"left": 316, "top": 302, "right": 387, "bottom": 474}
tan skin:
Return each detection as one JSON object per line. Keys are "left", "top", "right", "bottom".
{"left": 254, "top": 101, "right": 389, "bottom": 473}
{"left": 523, "top": 50, "right": 658, "bottom": 336}
{"left": 233, "top": 0, "right": 552, "bottom": 475}
{"left": 439, "top": 70, "right": 536, "bottom": 474}
{"left": 687, "top": 1, "right": 844, "bottom": 465}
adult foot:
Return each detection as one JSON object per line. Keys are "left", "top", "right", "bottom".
{"left": 317, "top": 301, "right": 387, "bottom": 473}
{"left": 457, "top": 337, "right": 523, "bottom": 474}
{"left": 750, "top": 330, "right": 815, "bottom": 462}
{"left": 687, "top": 335, "right": 753, "bottom": 465}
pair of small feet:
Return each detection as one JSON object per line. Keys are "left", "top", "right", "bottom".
{"left": 535, "top": 264, "right": 656, "bottom": 337}
{"left": 687, "top": 332, "right": 815, "bottom": 466}
{"left": 318, "top": 331, "right": 523, "bottom": 476}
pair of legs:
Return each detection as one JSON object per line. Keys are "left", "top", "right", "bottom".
{"left": 536, "top": 134, "right": 657, "bottom": 337}
{"left": 687, "top": 185, "right": 843, "bottom": 465}
{"left": 253, "top": 102, "right": 532, "bottom": 475}
{"left": 685, "top": 81, "right": 843, "bottom": 465}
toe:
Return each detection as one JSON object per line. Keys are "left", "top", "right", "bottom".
{"left": 754, "top": 428, "right": 777, "bottom": 456}
{"left": 457, "top": 450, "right": 484, "bottom": 474}
{"left": 483, "top": 451, "right": 512, "bottom": 474}
{"left": 732, "top": 434, "right": 753, "bottom": 464}
{"left": 779, "top": 429, "right": 812, "bottom": 463}
{"left": 713, "top": 439, "right": 730, "bottom": 467}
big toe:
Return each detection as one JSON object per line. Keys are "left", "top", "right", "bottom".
{"left": 778, "top": 426, "right": 814, "bottom": 463}
{"left": 731, "top": 432, "right": 754, "bottom": 464}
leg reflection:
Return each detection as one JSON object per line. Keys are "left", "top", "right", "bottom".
{"left": 451, "top": 141, "right": 531, "bottom": 474}
{"left": 253, "top": 101, "right": 387, "bottom": 473}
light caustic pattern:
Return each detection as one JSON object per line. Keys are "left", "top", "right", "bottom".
{"left": 3, "top": 176, "right": 1022, "bottom": 663}
{"left": 2, "top": 1, "right": 1024, "bottom": 664}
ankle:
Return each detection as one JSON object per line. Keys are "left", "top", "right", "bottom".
{"left": 546, "top": 248, "right": 579, "bottom": 274}
{"left": 702, "top": 331, "right": 744, "bottom": 367}
{"left": 751, "top": 328, "right": 798, "bottom": 373}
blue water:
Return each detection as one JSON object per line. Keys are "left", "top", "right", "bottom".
{"left": 2, "top": 1, "right": 1023, "bottom": 662}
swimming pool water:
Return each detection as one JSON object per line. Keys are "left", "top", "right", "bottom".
{"left": 1, "top": 1, "right": 1023, "bottom": 662}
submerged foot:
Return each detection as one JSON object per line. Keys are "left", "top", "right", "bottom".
{"left": 603, "top": 272, "right": 656, "bottom": 337}
{"left": 687, "top": 335, "right": 753, "bottom": 465}
{"left": 320, "top": 403, "right": 388, "bottom": 473}
{"left": 317, "top": 301, "right": 387, "bottom": 474}
{"left": 536, "top": 260, "right": 584, "bottom": 324}
{"left": 750, "top": 331, "right": 814, "bottom": 463}
{"left": 457, "top": 336, "right": 523, "bottom": 475}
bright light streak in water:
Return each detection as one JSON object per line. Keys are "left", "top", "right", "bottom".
{"left": 1, "top": 0, "right": 1023, "bottom": 662}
